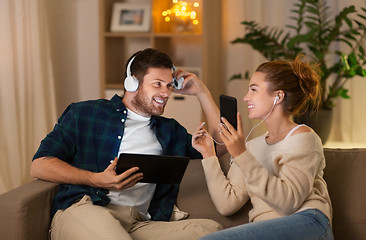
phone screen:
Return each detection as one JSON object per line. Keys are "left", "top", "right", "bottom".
{"left": 220, "top": 95, "right": 237, "bottom": 130}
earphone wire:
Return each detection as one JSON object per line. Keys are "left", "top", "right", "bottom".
{"left": 202, "top": 97, "right": 277, "bottom": 145}
{"left": 245, "top": 98, "right": 277, "bottom": 143}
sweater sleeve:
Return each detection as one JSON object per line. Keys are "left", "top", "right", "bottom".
{"left": 234, "top": 133, "right": 324, "bottom": 215}
{"left": 201, "top": 156, "right": 250, "bottom": 216}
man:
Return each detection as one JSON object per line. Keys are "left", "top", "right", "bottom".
{"left": 31, "top": 48, "right": 224, "bottom": 240}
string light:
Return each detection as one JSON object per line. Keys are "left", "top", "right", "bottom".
{"left": 161, "top": 0, "right": 200, "bottom": 29}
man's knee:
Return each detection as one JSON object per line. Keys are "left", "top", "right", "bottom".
{"left": 186, "top": 219, "right": 223, "bottom": 234}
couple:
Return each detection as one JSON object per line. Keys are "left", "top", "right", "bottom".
{"left": 32, "top": 48, "right": 333, "bottom": 240}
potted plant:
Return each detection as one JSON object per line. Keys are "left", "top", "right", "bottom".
{"left": 230, "top": 0, "right": 366, "bottom": 143}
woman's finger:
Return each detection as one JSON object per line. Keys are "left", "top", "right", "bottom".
{"left": 221, "top": 117, "right": 238, "bottom": 136}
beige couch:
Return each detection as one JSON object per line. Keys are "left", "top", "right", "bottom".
{"left": 1, "top": 148, "right": 365, "bottom": 239}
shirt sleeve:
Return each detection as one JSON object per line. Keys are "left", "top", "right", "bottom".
{"left": 33, "top": 104, "right": 77, "bottom": 163}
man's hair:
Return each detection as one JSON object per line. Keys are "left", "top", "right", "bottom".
{"left": 125, "top": 48, "right": 174, "bottom": 83}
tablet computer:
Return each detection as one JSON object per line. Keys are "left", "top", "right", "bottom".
{"left": 116, "top": 153, "right": 190, "bottom": 184}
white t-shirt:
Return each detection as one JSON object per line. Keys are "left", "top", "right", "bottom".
{"left": 107, "top": 108, "right": 162, "bottom": 219}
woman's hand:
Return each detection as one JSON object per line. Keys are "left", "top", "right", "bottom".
{"left": 219, "top": 113, "right": 246, "bottom": 158}
{"left": 173, "top": 68, "right": 207, "bottom": 96}
{"left": 192, "top": 123, "right": 216, "bottom": 159}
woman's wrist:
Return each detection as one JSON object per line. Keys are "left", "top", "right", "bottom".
{"left": 202, "top": 151, "right": 216, "bottom": 159}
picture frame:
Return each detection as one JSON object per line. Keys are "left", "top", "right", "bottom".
{"left": 110, "top": 3, "right": 151, "bottom": 32}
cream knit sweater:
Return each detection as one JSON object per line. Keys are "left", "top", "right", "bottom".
{"left": 201, "top": 131, "right": 332, "bottom": 223}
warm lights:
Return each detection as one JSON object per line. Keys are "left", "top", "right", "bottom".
{"left": 161, "top": 1, "right": 200, "bottom": 31}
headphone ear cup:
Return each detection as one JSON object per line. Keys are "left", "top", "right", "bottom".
{"left": 124, "top": 76, "right": 139, "bottom": 92}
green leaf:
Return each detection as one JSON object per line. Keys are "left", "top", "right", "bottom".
{"left": 244, "top": 71, "right": 250, "bottom": 79}
{"left": 229, "top": 73, "right": 243, "bottom": 81}
{"left": 337, "top": 38, "right": 353, "bottom": 48}
{"left": 357, "top": 13, "right": 366, "bottom": 21}
{"left": 345, "top": 17, "right": 353, "bottom": 28}
{"left": 338, "top": 88, "right": 351, "bottom": 99}
{"left": 348, "top": 52, "right": 358, "bottom": 68}
{"left": 341, "top": 54, "right": 350, "bottom": 71}
{"left": 356, "top": 67, "right": 366, "bottom": 77}
{"left": 359, "top": 46, "right": 365, "bottom": 56}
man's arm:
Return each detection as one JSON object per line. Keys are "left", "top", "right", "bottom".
{"left": 174, "top": 69, "right": 226, "bottom": 157}
{"left": 31, "top": 157, "right": 143, "bottom": 190}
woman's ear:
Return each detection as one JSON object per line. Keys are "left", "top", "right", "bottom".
{"left": 275, "top": 91, "right": 285, "bottom": 104}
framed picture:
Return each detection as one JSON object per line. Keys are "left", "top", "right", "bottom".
{"left": 110, "top": 3, "right": 151, "bottom": 32}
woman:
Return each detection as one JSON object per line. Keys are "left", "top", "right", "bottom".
{"left": 192, "top": 55, "right": 333, "bottom": 240}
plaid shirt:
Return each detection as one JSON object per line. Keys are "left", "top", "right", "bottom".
{"left": 33, "top": 94, "right": 201, "bottom": 221}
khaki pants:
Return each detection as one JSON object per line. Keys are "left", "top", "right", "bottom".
{"left": 50, "top": 195, "right": 222, "bottom": 240}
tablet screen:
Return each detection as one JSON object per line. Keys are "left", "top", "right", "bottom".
{"left": 116, "top": 153, "right": 190, "bottom": 184}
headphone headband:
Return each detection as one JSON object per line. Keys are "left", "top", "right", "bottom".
{"left": 124, "top": 56, "right": 139, "bottom": 92}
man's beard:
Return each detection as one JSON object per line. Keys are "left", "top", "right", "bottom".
{"left": 131, "top": 87, "right": 166, "bottom": 116}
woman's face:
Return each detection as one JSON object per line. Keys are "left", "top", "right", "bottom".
{"left": 244, "top": 72, "right": 276, "bottom": 120}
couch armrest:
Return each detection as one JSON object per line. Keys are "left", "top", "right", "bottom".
{"left": 0, "top": 179, "right": 59, "bottom": 240}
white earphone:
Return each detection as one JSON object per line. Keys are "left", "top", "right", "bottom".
{"left": 274, "top": 95, "right": 279, "bottom": 104}
{"left": 124, "top": 56, "right": 139, "bottom": 92}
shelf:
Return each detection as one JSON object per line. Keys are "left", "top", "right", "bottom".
{"left": 104, "top": 32, "right": 202, "bottom": 38}
{"left": 104, "top": 32, "right": 152, "bottom": 37}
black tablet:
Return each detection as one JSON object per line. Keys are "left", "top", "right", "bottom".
{"left": 116, "top": 153, "right": 190, "bottom": 184}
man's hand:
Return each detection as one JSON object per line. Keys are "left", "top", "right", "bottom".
{"left": 91, "top": 157, "right": 143, "bottom": 191}
{"left": 31, "top": 156, "right": 142, "bottom": 191}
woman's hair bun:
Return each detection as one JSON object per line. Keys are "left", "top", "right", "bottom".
{"left": 291, "top": 55, "right": 321, "bottom": 101}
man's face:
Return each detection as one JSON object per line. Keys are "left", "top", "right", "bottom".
{"left": 131, "top": 67, "right": 174, "bottom": 117}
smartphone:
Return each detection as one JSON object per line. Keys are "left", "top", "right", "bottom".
{"left": 220, "top": 95, "right": 237, "bottom": 130}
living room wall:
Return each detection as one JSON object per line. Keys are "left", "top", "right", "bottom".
{"left": 47, "top": 0, "right": 366, "bottom": 144}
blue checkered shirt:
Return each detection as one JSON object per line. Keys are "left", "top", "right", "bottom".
{"left": 33, "top": 94, "right": 201, "bottom": 221}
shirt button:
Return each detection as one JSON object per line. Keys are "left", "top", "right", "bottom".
{"left": 118, "top": 136, "right": 122, "bottom": 139}
{"left": 123, "top": 110, "right": 127, "bottom": 114}
{"left": 121, "top": 119, "right": 125, "bottom": 123}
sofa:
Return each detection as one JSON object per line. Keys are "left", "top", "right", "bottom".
{"left": 0, "top": 148, "right": 365, "bottom": 240}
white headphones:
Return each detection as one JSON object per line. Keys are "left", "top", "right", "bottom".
{"left": 124, "top": 56, "right": 139, "bottom": 92}
{"left": 274, "top": 95, "right": 279, "bottom": 105}
{"left": 124, "top": 56, "right": 184, "bottom": 92}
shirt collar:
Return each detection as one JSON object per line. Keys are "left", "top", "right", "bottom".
{"left": 110, "top": 94, "right": 158, "bottom": 128}
{"left": 110, "top": 94, "right": 127, "bottom": 112}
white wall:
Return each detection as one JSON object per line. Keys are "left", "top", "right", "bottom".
{"left": 46, "top": 0, "right": 99, "bottom": 116}
{"left": 46, "top": 0, "right": 366, "bottom": 143}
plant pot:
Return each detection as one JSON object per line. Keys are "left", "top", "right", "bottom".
{"left": 293, "top": 108, "right": 333, "bottom": 144}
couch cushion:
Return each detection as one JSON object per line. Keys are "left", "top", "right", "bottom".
{"left": 177, "top": 158, "right": 251, "bottom": 229}
{"left": 324, "top": 148, "right": 366, "bottom": 240}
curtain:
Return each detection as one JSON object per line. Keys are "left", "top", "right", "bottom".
{"left": 0, "top": 0, "right": 57, "bottom": 193}
{"left": 224, "top": 0, "right": 366, "bottom": 144}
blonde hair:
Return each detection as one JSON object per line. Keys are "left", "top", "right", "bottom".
{"left": 255, "top": 55, "right": 321, "bottom": 116}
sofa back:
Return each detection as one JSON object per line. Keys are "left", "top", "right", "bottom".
{"left": 178, "top": 148, "right": 366, "bottom": 240}
{"left": 323, "top": 148, "right": 366, "bottom": 240}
